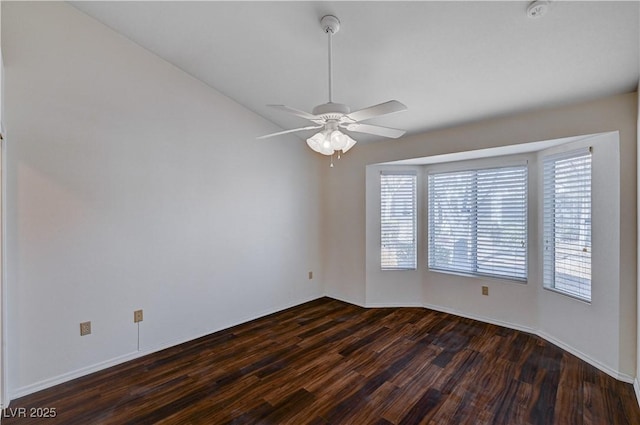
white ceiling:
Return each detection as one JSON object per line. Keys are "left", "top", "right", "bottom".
{"left": 70, "top": 1, "right": 639, "bottom": 144}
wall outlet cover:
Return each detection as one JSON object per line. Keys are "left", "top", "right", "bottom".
{"left": 134, "top": 309, "right": 143, "bottom": 323}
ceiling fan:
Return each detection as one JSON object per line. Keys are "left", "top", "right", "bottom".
{"left": 258, "top": 15, "right": 408, "bottom": 162}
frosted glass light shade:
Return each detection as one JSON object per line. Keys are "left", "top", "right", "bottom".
{"left": 306, "top": 132, "right": 326, "bottom": 154}
{"left": 342, "top": 134, "right": 357, "bottom": 152}
{"left": 330, "top": 130, "right": 347, "bottom": 150}
{"left": 319, "top": 138, "right": 335, "bottom": 155}
{"left": 307, "top": 129, "right": 356, "bottom": 156}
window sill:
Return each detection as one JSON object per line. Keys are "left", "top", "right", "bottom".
{"left": 427, "top": 268, "right": 528, "bottom": 285}
{"left": 381, "top": 268, "right": 418, "bottom": 272}
{"left": 542, "top": 286, "right": 591, "bottom": 304}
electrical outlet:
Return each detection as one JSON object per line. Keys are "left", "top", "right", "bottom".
{"left": 134, "top": 309, "right": 143, "bottom": 323}
{"left": 308, "top": 271, "right": 313, "bottom": 280}
{"left": 80, "top": 321, "right": 91, "bottom": 336}
{"left": 482, "top": 286, "right": 489, "bottom": 296}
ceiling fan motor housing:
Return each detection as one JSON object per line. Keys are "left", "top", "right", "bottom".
{"left": 312, "top": 102, "right": 351, "bottom": 119}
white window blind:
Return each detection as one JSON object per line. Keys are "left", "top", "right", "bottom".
{"left": 543, "top": 148, "right": 592, "bottom": 301}
{"left": 381, "top": 172, "right": 417, "bottom": 270}
{"left": 428, "top": 165, "right": 527, "bottom": 280}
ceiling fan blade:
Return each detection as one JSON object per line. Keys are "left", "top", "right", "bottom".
{"left": 267, "top": 105, "right": 318, "bottom": 121}
{"left": 344, "top": 123, "right": 406, "bottom": 139}
{"left": 346, "top": 100, "right": 407, "bottom": 123}
{"left": 257, "top": 125, "right": 323, "bottom": 140}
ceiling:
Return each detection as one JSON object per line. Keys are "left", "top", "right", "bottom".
{"left": 70, "top": 1, "right": 639, "bottom": 144}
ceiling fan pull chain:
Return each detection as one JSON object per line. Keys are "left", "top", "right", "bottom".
{"left": 330, "top": 154, "right": 335, "bottom": 168}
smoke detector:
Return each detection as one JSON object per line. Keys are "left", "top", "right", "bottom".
{"left": 527, "top": 1, "right": 550, "bottom": 18}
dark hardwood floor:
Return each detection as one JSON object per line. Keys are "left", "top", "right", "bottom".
{"left": 4, "top": 297, "right": 640, "bottom": 424}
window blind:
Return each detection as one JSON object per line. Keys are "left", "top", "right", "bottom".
{"left": 543, "top": 148, "right": 592, "bottom": 301}
{"left": 428, "top": 165, "right": 527, "bottom": 280}
{"left": 381, "top": 172, "right": 417, "bottom": 270}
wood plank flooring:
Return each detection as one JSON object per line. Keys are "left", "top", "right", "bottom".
{"left": 4, "top": 297, "right": 640, "bottom": 424}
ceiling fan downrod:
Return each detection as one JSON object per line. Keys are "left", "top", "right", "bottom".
{"left": 321, "top": 15, "right": 340, "bottom": 104}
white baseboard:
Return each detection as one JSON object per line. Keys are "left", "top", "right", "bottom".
{"left": 326, "top": 293, "right": 422, "bottom": 309}
{"left": 422, "top": 303, "right": 536, "bottom": 334}
{"left": 10, "top": 294, "right": 323, "bottom": 400}
{"left": 537, "top": 330, "right": 634, "bottom": 383}
{"left": 422, "top": 302, "right": 634, "bottom": 384}
{"left": 365, "top": 302, "right": 423, "bottom": 308}
{"left": 11, "top": 350, "right": 141, "bottom": 400}
{"left": 324, "top": 293, "right": 366, "bottom": 308}
{"left": 332, "top": 297, "right": 634, "bottom": 385}
{"left": 10, "top": 295, "right": 636, "bottom": 402}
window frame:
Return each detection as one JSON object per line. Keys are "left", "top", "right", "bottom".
{"left": 542, "top": 147, "right": 592, "bottom": 302}
{"left": 426, "top": 161, "right": 529, "bottom": 282}
{"left": 380, "top": 170, "right": 418, "bottom": 271}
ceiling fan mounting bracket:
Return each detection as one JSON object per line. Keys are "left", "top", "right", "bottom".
{"left": 320, "top": 15, "right": 340, "bottom": 34}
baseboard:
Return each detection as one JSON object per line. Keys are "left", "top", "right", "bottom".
{"left": 326, "top": 298, "right": 636, "bottom": 386}
{"left": 422, "top": 302, "right": 634, "bottom": 384}
{"left": 10, "top": 294, "right": 323, "bottom": 400}
{"left": 11, "top": 350, "right": 141, "bottom": 400}
{"left": 325, "top": 294, "right": 423, "bottom": 308}
{"left": 422, "top": 303, "right": 536, "bottom": 335}
{"left": 324, "top": 293, "right": 366, "bottom": 308}
{"left": 537, "top": 330, "right": 634, "bottom": 383}
{"left": 366, "top": 302, "right": 423, "bottom": 308}
{"left": 10, "top": 295, "right": 636, "bottom": 401}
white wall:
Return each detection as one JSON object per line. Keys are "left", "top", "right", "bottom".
{"left": 0, "top": 1, "right": 4, "bottom": 409}
{"left": 535, "top": 133, "right": 622, "bottom": 378}
{"left": 636, "top": 3, "right": 640, "bottom": 399}
{"left": 326, "top": 92, "right": 638, "bottom": 380}
{"left": 365, "top": 165, "right": 423, "bottom": 307}
{"left": 0, "top": 0, "right": 3, "bottom": 135}
{"left": 3, "top": 2, "right": 323, "bottom": 399}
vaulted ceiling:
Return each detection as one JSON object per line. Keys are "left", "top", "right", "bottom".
{"left": 71, "top": 1, "right": 639, "bottom": 144}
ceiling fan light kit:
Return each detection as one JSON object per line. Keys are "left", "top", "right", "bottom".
{"left": 258, "top": 14, "right": 408, "bottom": 166}
{"left": 307, "top": 125, "right": 357, "bottom": 156}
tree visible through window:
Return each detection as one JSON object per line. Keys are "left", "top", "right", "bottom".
{"left": 428, "top": 165, "right": 528, "bottom": 280}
